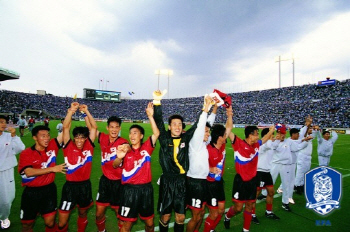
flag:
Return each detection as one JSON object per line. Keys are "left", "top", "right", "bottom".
{"left": 73, "top": 93, "right": 77, "bottom": 99}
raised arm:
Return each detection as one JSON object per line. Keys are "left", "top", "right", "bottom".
{"left": 80, "top": 104, "right": 97, "bottom": 142}
{"left": 146, "top": 102, "right": 160, "bottom": 146}
{"left": 62, "top": 102, "right": 79, "bottom": 145}
{"left": 224, "top": 106, "right": 233, "bottom": 139}
{"left": 261, "top": 125, "right": 276, "bottom": 144}
{"left": 330, "top": 130, "right": 338, "bottom": 143}
{"left": 153, "top": 90, "right": 167, "bottom": 136}
{"left": 207, "top": 103, "right": 217, "bottom": 126}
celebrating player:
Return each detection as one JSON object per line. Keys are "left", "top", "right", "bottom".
{"left": 224, "top": 125, "right": 275, "bottom": 232}
{"left": 204, "top": 105, "right": 233, "bottom": 232}
{"left": 95, "top": 115, "right": 129, "bottom": 232}
{"left": 251, "top": 128, "right": 280, "bottom": 225}
{"left": 186, "top": 96, "right": 217, "bottom": 232}
{"left": 153, "top": 89, "right": 200, "bottom": 232}
{"left": 117, "top": 102, "right": 159, "bottom": 232}
{"left": 18, "top": 125, "right": 66, "bottom": 232}
{"left": 315, "top": 126, "right": 338, "bottom": 166}
{"left": 57, "top": 103, "right": 97, "bottom": 232}
{"left": 0, "top": 115, "right": 25, "bottom": 229}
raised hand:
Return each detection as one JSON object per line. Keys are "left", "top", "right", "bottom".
{"left": 146, "top": 102, "right": 154, "bottom": 117}
{"left": 79, "top": 104, "right": 88, "bottom": 113}
{"left": 152, "top": 89, "right": 167, "bottom": 105}
{"left": 305, "top": 115, "right": 313, "bottom": 126}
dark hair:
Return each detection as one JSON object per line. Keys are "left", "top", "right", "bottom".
{"left": 129, "top": 124, "right": 145, "bottom": 135}
{"left": 245, "top": 126, "right": 259, "bottom": 138}
{"left": 211, "top": 124, "right": 226, "bottom": 144}
{"left": 168, "top": 114, "right": 184, "bottom": 125}
{"left": 107, "top": 116, "right": 122, "bottom": 126}
{"left": 261, "top": 128, "right": 270, "bottom": 138}
{"left": 32, "top": 125, "right": 50, "bottom": 137}
{"left": 290, "top": 128, "right": 300, "bottom": 136}
{"left": 21, "top": 115, "right": 25, "bottom": 119}
{"left": 0, "top": 115, "right": 7, "bottom": 122}
{"left": 206, "top": 122, "right": 212, "bottom": 129}
{"left": 322, "top": 130, "right": 330, "bottom": 136}
{"left": 72, "top": 126, "right": 89, "bottom": 138}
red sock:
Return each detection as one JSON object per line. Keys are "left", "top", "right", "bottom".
{"left": 96, "top": 216, "right": 106, "bottom": 232}
{"left": 226, "top": 206, "right": 236, "bottom": 218}
{"left": 203, "top": 217, "right": 215, "bottom": 232}
{"left": 45, "top": 223, "right": 57, "bottom": 232}
{"left": 78, "top": 216, "right": 88, "bottom": 232}
{"left": 243, "top": 210, "right": 252, "bottom": 231}
{"left": 212, "top": 214, "right": 222, "bottom": 229}
{"left": 57, "top": 223, "right": 68, "bottom": 232}
{"left": 118, "top": 220, "right": 123, "bottom": 231}
{"left": 266, "top": 203, "right": 273, "bottom": 212}
{"left": 252, "top": 207, "right": 256, "bottom": 214}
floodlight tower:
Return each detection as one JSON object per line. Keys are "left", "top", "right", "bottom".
{"left": 275, "top": 56, "right": 290, "bottom": 88}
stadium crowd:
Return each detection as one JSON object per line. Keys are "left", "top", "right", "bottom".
{"left": 1, "top": 79, "right": 349, "bottom": 128}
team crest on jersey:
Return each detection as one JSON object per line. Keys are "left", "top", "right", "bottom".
{"left": 305, "top": 166, "right": 341, "bottom": 215}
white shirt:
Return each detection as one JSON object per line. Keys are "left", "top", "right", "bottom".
{"left": 257, "top": 140, "right": 274, "bottom": 172}
{"left": 0, "top": 132, "right": 25, "bottom": 171}
{"left": 187, "top": 112, "right": 216, "bottom": 179}
{"left": 271, "top": 138, "right": 308, "bottom": 165}
{"left": 316, "top": 131, "right": 338, "bottom": 157}
{"left": 298, "top": 126, "right": 315, "bottom": 156}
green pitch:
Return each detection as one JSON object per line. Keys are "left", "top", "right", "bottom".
{"left": 8, "top": 120, "right": 350, "bottom": 231}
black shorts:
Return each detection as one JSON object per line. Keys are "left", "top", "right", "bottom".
{"left": 257, "top": 171, "right": 274, "bottom": 189}
{"left": 118, "top": 183, "right": 154, "bottom": 222}
{"left": 20, "top": 182, "right": 57, "bottom": 222}
{"left": 157, "top": 173, "right": 186, "bottom": 215}
{"left": 207, "top": 179, "right": 225, "bottom": 208}
{"left": 96, "top": 175, "right": 122, "bottom": 209}
{"left": 232, "top": 174, "right": 258, "bottom": 203}
{"left": 186, "top": 177, "right": 208, "bottom": 210}
{"left": 59, "top": 180, "right": 93, "bottom": 213}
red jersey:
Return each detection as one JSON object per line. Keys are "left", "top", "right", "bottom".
{"left": 99, "top": 133, "right": 129, "bottom": 180}
{"left": 63, "top": 138, "right": 94, "bottom": 181}
{"left": 232, "top": 136, "right": 262, "bottom": 181}
{"left": 206, "top": 142, "right": 226, "bottom": 182}
{"left": 18, "top": 139, "right": 60, "bottom": 187}
{"left": 122, "top": 137, "right": 155, "bottom": 185}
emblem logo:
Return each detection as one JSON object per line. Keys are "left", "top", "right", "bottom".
{"left": 305, "top": 166, "right": 341, "bottom": 215}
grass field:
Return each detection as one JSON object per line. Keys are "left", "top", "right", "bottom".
{"left": 6, "top": 120, "right": 350, "bottom": 232}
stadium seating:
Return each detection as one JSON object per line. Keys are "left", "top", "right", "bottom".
{"left": 1, "top": 79, "right": 349, "bottom": 128}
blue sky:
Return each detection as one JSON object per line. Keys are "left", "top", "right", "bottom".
{"left": 1, "top": 0, "right": 350, "bottom": 99}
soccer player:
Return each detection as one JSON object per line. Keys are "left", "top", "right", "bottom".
{"left": 56, "top": 118, "right": 64, "bottom": 136}
{"left": 95, "top": 115, "right": 129, "bottom": 232}
{"left": 28, "top": 116, "right": 35, "bottom": 132}
{"left": 224, "top": 125, "right": 275, "bottom": 232}
{"left": 269, "top": 125, "right": 311, "bottom": 212}
{"left": 153, "top": 90, "right": 200, "bottom": 232}
{"left": 315, "top": 126, "right": 338, "bottom": 166}
{"left": 57, "top": 102, "right": 97, "bottom": 232}
{"left": 186, "top": 97, "right": 217, "bottom": 232}
{"left": 17, "top": 115, "right": 27, "bottom": 137}
{"left": 18, "top": 125, "right": 66, "bottom": 232}
{"left": 117, "top": 102, "right": 160, "bottom": 232}
{"left": 44, "top": 116, "right": 50, "bottom": 128}
{"left": 0, "top": 115, "right": 25, "bottom": 229}
{"left": 203, "top": 106, "right": 233, "bottom": 232}
{"left": 251, "top": 128, "right": 280, "bottom": 225}
{"left": 295, "top": 116, "right": 315, "bottom": 194}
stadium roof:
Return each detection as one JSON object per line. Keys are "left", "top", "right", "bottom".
{"left": 0, "top": 67, "right": 20, "bottom": 81}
